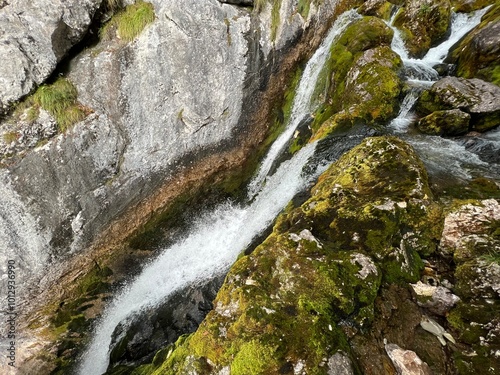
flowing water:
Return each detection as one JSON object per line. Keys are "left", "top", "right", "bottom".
{"left": 247, "top": 10, "right": 361, "bottom": 198}
{"left": 387, "top": 6, "right": 499, "bottom": 180}
{"left": 78, "top": 6, "right": 499, "bottom": 374}
{"left": 77, "top": 11, "right": 361, "bottom": 375}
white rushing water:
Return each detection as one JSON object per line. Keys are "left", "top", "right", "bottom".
{"left": 247, "top": 10, "right": 361, "bottom": 198}
{"left": 388, "top": 7, "right": 490, "bottom": 84}
{"left": 78, "top": 142, "right": 320, "bottom": 374}
{"left": 388, "top": 6, "right": 490, "bottom": 132}
{"left": 77, "top": 10, "right": 362, "bottom": 375}
{"left": 388, "top": 5, "right": 498, "bottom": 179}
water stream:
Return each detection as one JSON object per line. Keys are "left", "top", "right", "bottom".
{"left": 387, "top": 6, "right": 499, "bottom": 180}
{"left": 78, "top": 6, "right": 498, "bottom": 374}
{"left": 77, "top": 11, "right": 361, "bottom": 375}
{"left": 247, "top": 10, "right": 361, "bottom": 198}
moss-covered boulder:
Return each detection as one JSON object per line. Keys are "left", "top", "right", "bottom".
{"left": 311, "top": 16, "right": 402, "bottom": 137}
{"left": 417, "top": 109, "right": 471, "bottom": 136}
{"left": 136, "top": 136, "right": 443, "bottom": 374}
{"left": 440, "top": 199, "right": 500, "bottom": 373}
{"left": 448, "top": 4, "right": 500, "bottom": 86}
{"left": 392, "top": 0, "right": 452, "bottom": 57}
{"left": 416, "top": 76, "right": 500, "bottom": 132}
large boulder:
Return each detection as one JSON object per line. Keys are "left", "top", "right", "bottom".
{"left": 440, "top": 199, "right": 500, "bottom": 373}
{"left": 417, "top": 109, "right": 470, "bottom": 136}
{"left": 310, "top": 16, "right": 403, "bottom": 137}
{"left": 392, "top": 0, "right": 451, "bottom": 58}
{"left": 0, "top": 0, "right": 103, "bottom": 111}
{"left": 416, "top": 76, "right": 500, "bottom": 132}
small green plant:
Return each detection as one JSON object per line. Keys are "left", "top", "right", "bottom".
{"left": 33, "top": 78, "right": 88, "bottom": 131}
{"left": 418, "top": 4, "right": 431, "bottom": 17}
{"left": 3, "top": 131, "right": 18, "bottom": 144}
{"left": 100, "top": 1, "right": 155, "bottom": 42}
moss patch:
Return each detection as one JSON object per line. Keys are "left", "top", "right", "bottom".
{"left": 32, "top": 78, "right": 90, "bottom": 131}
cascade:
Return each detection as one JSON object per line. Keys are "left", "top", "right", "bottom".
{"left": 246, "top": 9, "right": 361, "bottom": 198}
{"left": 388, "top": 7, "right": 490, "bottom": 131}
{"left": 388, "top": 7, "right": 489, "bottom": 85}
{"left": 388, "top": 5, "right": 499, "bottom": 180}
{"left": 77, "top": 11, "right": 360, "bottom": 374}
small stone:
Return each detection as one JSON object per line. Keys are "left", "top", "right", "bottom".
{"left": 385, "top": 342, "right": 432, "bottom": 375}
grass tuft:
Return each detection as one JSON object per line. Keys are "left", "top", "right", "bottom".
{"left": 33, "top": 78, "right": 88, "bottom": 132}
{"left": 100, "top": 1, "right": 155, "bottom": 42}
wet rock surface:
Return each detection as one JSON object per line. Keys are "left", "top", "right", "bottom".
{"left": 392, "top": 0, "right": 452, "bottom": 57}
{"left": 416, "top": 76, "right": 500, "bottom": 132}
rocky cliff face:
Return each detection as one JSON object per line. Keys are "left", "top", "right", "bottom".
{"left": 0, "top": 0, "right": 499, "bottom": 374}
{"left": 0, "top": 0, "right": 357, "bottom": 373}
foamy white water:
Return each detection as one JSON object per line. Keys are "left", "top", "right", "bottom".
{"left": 78, "top": 11, "right": 367, "bottom": 374}
{"left": 78, "top": 138, "right": 320, "bottom": 374}
{"left": 388, "top": 6, "right": 490, "bottom": 133}
{"left": 247, "top": 10, "right": 361, "bottom": 198}
{"left": 388, "top": 7, "right": 489, "bottom": 83}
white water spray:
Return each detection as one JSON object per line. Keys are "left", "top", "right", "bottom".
{"left": 78, "top": 142, "right": 319, "bottom": 375}
{"left": 388, "top": 7, "right": 489, "bottom": 83}
{"left": 388, "top": 6, "right": 490, "bottom": 132}
{"left": 77, "top": 10, "right": 364, "bottom": 375}
{"left": 247, "top": 10, "right": 361, "bottom": 198}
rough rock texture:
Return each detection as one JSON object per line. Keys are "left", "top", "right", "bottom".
{"left": 0, "top": 0, "right": 355, "bottom": 373}
{"left": 449, "top": 4, "right": 500, "bottom": 86}
{"left": 311, "top": 16, "right": 403, "bottom": 138}
{"left": 392, "top": 0, "right": 452, "bottom": 57}
{"left": 131, "top": 136, "right": 444, "bottom": 374}
{"left": 385, "top": 343, "right": 433, "bottom": 375}
{"left": 411, "top": 281, "right": 460, "bottom": 316}
{"left": 452, "top": 0, "right": 497, "bottom": 13}
{"left": 416, "top": 76, "right": 500, "bottom": 132}
{"left": 417, "top": 109, "right": 471, "bottom": 136}
{"left": 0, "top": 0, "right": 103, "bottom": 111}
{"left": 441, "top": 199, "right": 500, "bottom": 373}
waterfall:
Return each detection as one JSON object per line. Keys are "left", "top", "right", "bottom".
{"left": 246, "top": 10, "right": 361, "bottom": 198}
{"left": 78, "top": 141, "right": 321, "bottom": 374}
{"left": 77, "top": 11, "right": 364, "bottom": 375}
{"left": 387, "top": 5, "right": 498, "bottom": 180}
{"left": 387, "top": 7, "right": 489, "bottom": 85}
{"left": 388, "top": 6, "right": 490, "bottom": 132}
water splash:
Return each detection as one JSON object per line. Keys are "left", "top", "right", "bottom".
{"left": 78, "top": 141, "right": 320, "bottom": 374}
{"left": 246, "top": 10, "right": 361, "bottom": 198}
{"left": 388, "top": 7, "right": 489, "bottom": 83}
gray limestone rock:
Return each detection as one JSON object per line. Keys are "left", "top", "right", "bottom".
{"left": 0, "top": 0, "right": 103, "bottom": 111}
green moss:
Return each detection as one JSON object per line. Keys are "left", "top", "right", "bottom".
{"left": 392, "top": 0, "right": 451, "bottom": 57}
{"left": 450, "top": 3, "right": 500, "bottom": 84}
{"left": 3, "top": 131, "right": 18, "bottom": 144}
{"left": 100, "top": 1, "right": 155, "bottom": 42}
{"left": 231, "top": 340, "right": 278, "bottom": 375}
{"left": 32, "top": 78, "right": 89, "bottom": 131}
{"left": 310, "top": 17, "right": 402, "bottom": 136}
{"left": 142, "top": 137, "right": 441, "bottom": 373}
